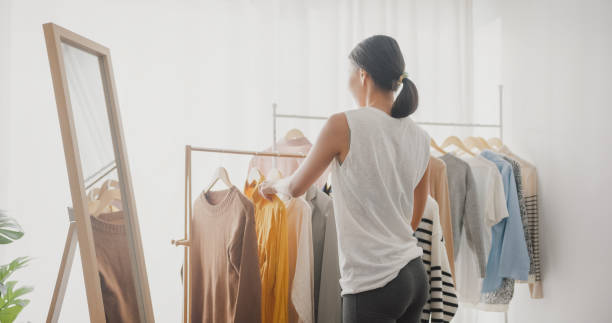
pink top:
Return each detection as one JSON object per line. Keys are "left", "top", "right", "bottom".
{"left": 249, "top": 137, "right": 330, "bottom": 189}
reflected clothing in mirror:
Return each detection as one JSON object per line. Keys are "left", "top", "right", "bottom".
{"left": 190, "top": 186, "right": 262, "bottom": 323}
{"left": 90, "top": 211, "right": 139, "bottom": 323}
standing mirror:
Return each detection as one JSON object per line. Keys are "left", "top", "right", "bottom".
{"left": 43, "top": 23, "right": 154, "bottom": 322}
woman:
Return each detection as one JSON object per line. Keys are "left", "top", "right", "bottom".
{"left": 260, "top": 35, "right": 431, "bottom": 323}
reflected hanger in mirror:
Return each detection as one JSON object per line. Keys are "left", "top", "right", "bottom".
{"left": 92, "top": 188, "right": 122, "bottom": 217}
{"left": 205, "top": 166, "right": 233, "bottom": 193}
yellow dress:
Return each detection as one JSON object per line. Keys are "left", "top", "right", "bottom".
{"left": 244, "top": 178, "right": 289, "bottom": 323}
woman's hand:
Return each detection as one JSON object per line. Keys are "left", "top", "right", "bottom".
{"left": 258, "top": 180, "right": 278, "bottom": 201}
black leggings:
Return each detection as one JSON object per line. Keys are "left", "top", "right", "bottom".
{"left": 342, "top": 257, "right": 429, "bottom": 323}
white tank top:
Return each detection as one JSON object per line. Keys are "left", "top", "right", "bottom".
{"left": 331, "top": 107, "right": 430, "bottom": 295}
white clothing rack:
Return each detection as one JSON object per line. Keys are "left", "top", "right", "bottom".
{"left": 173, "top": 84, "right": 508, "bottom": 323}
{"left": 271, "top": 85, "right": 510, "bottom": 323}
{"left": 272, "top": 84, "right": 504, "bottom": 146}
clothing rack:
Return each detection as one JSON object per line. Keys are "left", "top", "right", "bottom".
{"left": 173, "top": 85, "right": 507, "bottom": 323}
{"left": 271, "top": 85, "right": 510, "bottom": 323}
{"left": 171, "top": 145, "right": 306, "bottom": 323}
{"left": 272, "top": 84, "right": 505, "bottom": 146}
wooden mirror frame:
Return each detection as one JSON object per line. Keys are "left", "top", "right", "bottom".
{"left": 43, "top": 23, "right": 154, "bottom": 322}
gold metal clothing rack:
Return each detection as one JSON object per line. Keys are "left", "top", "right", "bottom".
{"left": 171, "top": 145, "right": 306, "bottom": 323}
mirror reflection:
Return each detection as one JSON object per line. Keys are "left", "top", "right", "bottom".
{"left": 61, "top": 41, "right": 139, "bottom": 323}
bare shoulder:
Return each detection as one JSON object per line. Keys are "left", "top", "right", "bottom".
{"left": 326, "top": 112, "right": 349, "bottom": 136}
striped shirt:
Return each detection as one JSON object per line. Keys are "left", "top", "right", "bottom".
{"left": 416, "top": 196, "right": 459, "bottom": 323}
{"left": 499, "top": 146, "right": 542, "bottom": 298}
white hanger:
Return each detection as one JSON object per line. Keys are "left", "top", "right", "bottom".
{"left": 247, "top": 167, "right": 262, "bottom": 184}
{"left": 205, "top": 166, "right": 233, "bottom": 193}
{"left": 266, "top": 168, "right": 283, "bottom": 181}
{"left": 284, "top": 128, "right": 305, "bottom": 141}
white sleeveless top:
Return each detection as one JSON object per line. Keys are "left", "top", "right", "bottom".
{"left": 331, "top": 107, "right": 430, "bottom": 295}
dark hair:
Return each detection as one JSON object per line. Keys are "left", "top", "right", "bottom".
{"left": 348, "top": 35, "right": 418, "bottom": 118}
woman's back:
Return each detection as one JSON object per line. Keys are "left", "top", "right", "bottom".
{"left": 331, "top": 106, "right": 430, "bottom": 295}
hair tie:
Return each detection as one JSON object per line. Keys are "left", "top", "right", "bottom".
{"left": 397, "top": 72, "right": 409, "bottom": 85}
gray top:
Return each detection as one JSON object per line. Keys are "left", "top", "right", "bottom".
{"left": 306, "top": 185, "right": 341, "bottom": 323}
{"left": 440, "top": 153, "right": 487, "bottom": 276}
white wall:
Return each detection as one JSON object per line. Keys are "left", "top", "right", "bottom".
{"left": 0, "top": 0, "right": 10, "bottom": 209}
{"left": 501, "top": 0, "right": 612, "bottom": 322}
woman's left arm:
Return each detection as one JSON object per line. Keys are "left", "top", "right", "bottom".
{"left": 260, "top": 112, "right": 349, "bottom": 198}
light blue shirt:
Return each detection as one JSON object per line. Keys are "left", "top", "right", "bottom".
{"left": 480, "top": 150, "right": 530, "bottom": 292}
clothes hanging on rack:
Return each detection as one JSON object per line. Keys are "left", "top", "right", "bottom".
{"left": 480, "top": 150, "right": 530, "bottom": 293}
{"left": 244, "top": 179, "right": 290, "bottom": 323}
{"left": 308, "top": 187, "right": 327, "bottom": 316}
{"left": 439, "top": 154, "right": 487, "bottom": 276}
{"left": 502, "top": 156, "right": 535, "bottom": 278}
{"left": 90, "top": 211, "right": 139, "bottom": 323}
{"left": 306, "top": 185, "right": 342, "bottom": 323}
{"left": 416, "top": 196, "right": 458, "bottom": 323}
{"left": 455, "top": 155, "right": 508, "bottom": 306}
{"left": 476, "top": 155, "right": 531, "bottom": 311}
{"left": 286, "top": 197, "right": 314, "bottom": 323}
{"left": 249, "top": 137, "right": 330, "bottom": 189}
{"left": 189, "top": 186, "right": 262, "bottom": 323}
{"left": 499, "top": 145, "right": 542, "bottom": 298}
{"left": 427, "top": 156, "right": 456, "bottom": 279}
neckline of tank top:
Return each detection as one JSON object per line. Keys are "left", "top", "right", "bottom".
{"left": 362, "top": 106, "right": 395, "bottom": 118}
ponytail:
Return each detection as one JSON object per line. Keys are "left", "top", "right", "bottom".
{"left": 390, "top": 77, "right": 418, "bottom": 118}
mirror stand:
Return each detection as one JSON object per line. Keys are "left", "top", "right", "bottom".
{"left": 46, "top": 208, "right": 78, "bottom": 323}
{"left": 43, "top": 23, "right": 155, "bottom": 322}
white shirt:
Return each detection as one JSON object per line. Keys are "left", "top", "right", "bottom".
{"left": 455, "top": 155, "right": 509, "bottom": 304}
{"left": 330, "top": 107, "right": 430, "bottom": 295}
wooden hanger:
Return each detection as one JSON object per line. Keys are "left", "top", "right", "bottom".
{"left": 92, "top": 188, "right": 122, "bottom": 217}
{"left": 488, "top": 137, "right": 503, "bottom": 149}
{"left": 205, "top": 167, "right": 233, "bottom": 193}
{"left": 464, "top": 136, "right": 488, "bottom": 151}
{"left": 477, "top": 137, "right": 493, "bottom": 149}
{"left": 441, "top": 136, "right": 475, "bottom": 156}
{"left": 87, "top": 178, "right": 121, "bottom": 215}
{"left": 430, "top": 138, "right": 447, "bottom": 155}
{"left": 284, "top": 128, "right": 305, "bottom": 141}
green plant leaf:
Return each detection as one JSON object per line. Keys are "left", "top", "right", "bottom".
{"left": 0, "top": 212, "right": 24, "bottom": 245}
{"left": 0, "top": 258, "right": 30, "bottom": 284}
{"left": 0, "top": 304, "right": 25, "bottom": 323}
{"left": 10, "top": 286, "right": 32, "bottom": 300}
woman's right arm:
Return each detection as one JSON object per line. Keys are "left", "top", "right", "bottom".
{"left": 411, "top": 162, "right": 430, "bottom": 231}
